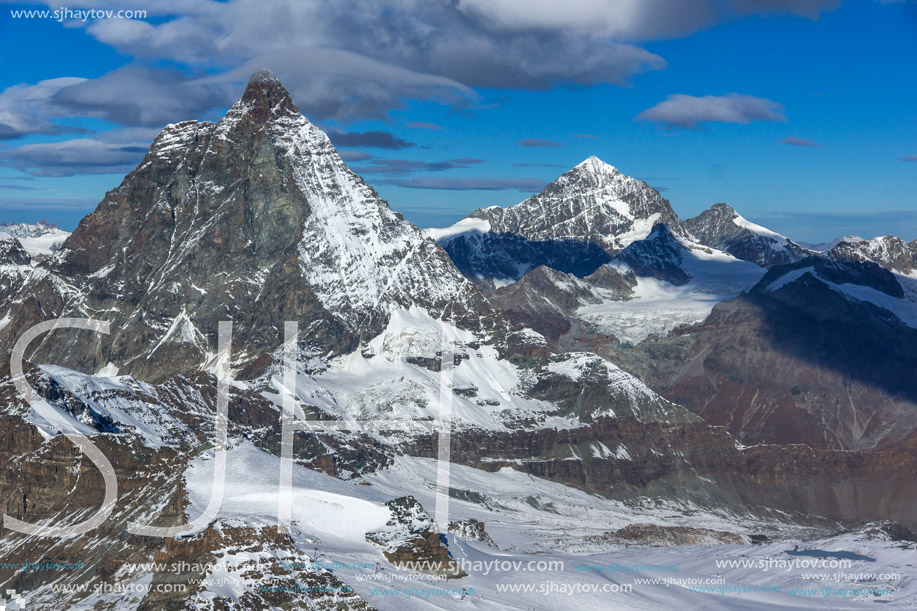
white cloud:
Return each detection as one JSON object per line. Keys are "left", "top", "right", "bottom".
{"left": 0, "top": 136, "right": 149, "bottom": 177}
{"left": 0, "top": 0, "right": 836, "bottom": 136}
{"left": 636, "top": 93, "right": 787, "bottom": 129}
{"left": 0, "top": 77, "right": 88, "bottom": 139}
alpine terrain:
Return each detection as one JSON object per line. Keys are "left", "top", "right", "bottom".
{"left": 0, "top": 72, "right": 914, "bottom": 610}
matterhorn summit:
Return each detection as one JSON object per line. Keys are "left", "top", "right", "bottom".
{"left": 0, "top": 71, "right": 491, "bottom": 380}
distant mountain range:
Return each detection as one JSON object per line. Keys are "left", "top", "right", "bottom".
{"left": 0, "top": 220, "right": 69, "bottom": 257}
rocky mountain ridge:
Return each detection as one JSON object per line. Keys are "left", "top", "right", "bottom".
{"left": 683, "top": 202, "right": 812, "bottom": 267}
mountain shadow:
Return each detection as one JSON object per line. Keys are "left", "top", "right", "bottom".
{"left": 441, "top": 231, "right": 612, "bottom": 286}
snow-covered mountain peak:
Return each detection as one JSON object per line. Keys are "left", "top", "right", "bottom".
{"left": 551, "top": 157, "right": 644, "bottom": 200}
{"left": 461, "top": 160, "right": 684, "bottom": 250}
{"left": 0, "top": 71, "right": 494, "bottom": 381}
{"left": 430, "top": 159, "right": 687, "bottom": 286}
{"left": 571, "top": 155, "right": 620, "bottom": 177}
{"left": 826, "top": 234, "right": 917, "bottom": 276}
{"left": 0, "top": 219, "right": 62, "bottom": 238}
{"left": 690, "top": 202, "right": 786, "bottom": 239}
{"left": 214, "top": 69, "right": 316, "bottom": 145}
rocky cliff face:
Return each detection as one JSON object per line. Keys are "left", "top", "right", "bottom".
{"left": 615, "top": 224, "right": 692, "bottom": 285}
{"left": 684, "top": 203, "right": 810, "bottom": 267}
{"left": 0, "top": 71, "right": 494, "bottom": 382}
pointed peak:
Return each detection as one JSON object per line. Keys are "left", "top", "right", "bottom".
{"left": 248, "top": 69, "right": 281, "bottom": 85}
{"left": 238, "top": 69, "right": 299, "bottom": 117}
{"left": 646, "top": 222, "right": 680, "bottom": 241}
{"left": 709, "top": 202, "right": 738, "bottom": 216}
{"left": 573, "top": 156, "right": 619, "bottom": 175}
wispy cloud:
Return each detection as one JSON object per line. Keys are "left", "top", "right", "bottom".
{"left": 0, "top": 184, "right": 40, "bottom": 190}
{"left": 337, "top": 150, "right": 374, "bottom": 162}
{"left": 898, "top": 155, "right": 917, "bottom": 162}
{"left": 0, "top": 137, "right": 148, "bottom": 177}
{"left": 516, "top": 138, "right": 565, "bottom": 148}
{"left": 378, "top": 176, "right": 547, "bottom": 191}
{"left": 574, "top": 133, "right": 598, "bottom": 139}
{"left": 0, "top": 77, "right": 89, "bottom": 140}
{"left": 636, "top": 93, "right": 786, "bottom": 129}
{"left": 326, "top": 130, "right": 416, "bottom": 149}
{"left": 406, "top": 122, "right": 444, "bottom": 130}
{"left": 780, "top": 137, "right": 819, "bottom": 147}
{"left": 0, "top": 0, "right": 842, "bottom": 137}
{"left": 352, "top": 158, "right": 484, "bottom": 175}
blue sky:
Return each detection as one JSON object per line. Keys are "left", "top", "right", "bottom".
{"left": 0, "top": 0, "right": 915, "bottom": 242}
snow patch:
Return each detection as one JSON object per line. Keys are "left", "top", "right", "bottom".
{"left": 425, "top": 217, "right": 491, "bottom": 243}
{"left": 579, "top": 248, "right": 766, "bottom": 343}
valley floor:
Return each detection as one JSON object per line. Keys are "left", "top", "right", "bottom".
{"left": 174, "top": 444, "right": 914, "bottom": 610}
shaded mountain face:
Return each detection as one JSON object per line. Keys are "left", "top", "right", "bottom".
{"left": 0, "top": 71, "right": 493, "bottom": 381}
{"left": 433, "top": 157, "right": 685, "bottom": 286}
{"left": 684, "top": 203, "right": 811, "bottom": 267}
{"left": 759, "top": 255, "right": 905, "bottom": 298}
{"left": 615, "top": 224, "right": 691, "bottom": 285}
{"left": 435, "top": 230, "right": 612, "bottom": 286}
{"left": 488, "top": 265, "right": 635, "bottom": 342}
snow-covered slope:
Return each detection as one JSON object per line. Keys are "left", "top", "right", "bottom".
{"left": 489, "top": 224, "right": 766, "bottom": 345}
{"left": 176, "top": 442, "right": 915, "bottom": 610}
{"left": 579, "top": 225, "right": 766, "bottom": 343}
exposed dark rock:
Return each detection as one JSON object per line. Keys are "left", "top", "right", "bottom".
{"left": 366, "top": 496, "right": 465, "bottom": 578}
{"left": 685, "top": 202, "right": 810, "bottom": 267}
{"left": 448, "top": 518, "right": 496, "bottom": 547}
{"left": 612, "top": 524, "right": 745, "bottom": 546}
